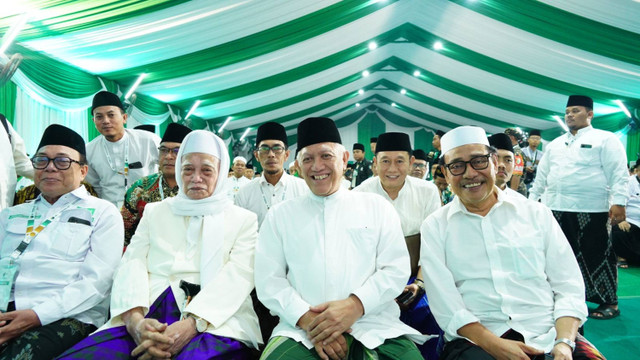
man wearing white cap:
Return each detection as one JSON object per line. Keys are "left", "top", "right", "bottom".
{"left": 224, "top": 156, "right": 250, "bottom": 200}
{"left": 420, "top": 126, "right": 604, "bottom": 360}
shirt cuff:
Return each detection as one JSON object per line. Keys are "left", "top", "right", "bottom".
{"left": 351, "top": 284, "right": 379, "bottom": 315}
{"left": 32, "top": 301, "right": 59, "bottom": 326}
{"left": 448, "top": 308, "right": 480, "bottom": 339}
{"left": 282, "top": 296, "right": 311, "bottom": 329}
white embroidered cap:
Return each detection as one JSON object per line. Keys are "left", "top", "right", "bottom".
{"left": 440, "top": 126, "right": 489, "bottom": 155}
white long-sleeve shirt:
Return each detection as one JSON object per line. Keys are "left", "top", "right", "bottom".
{"left": 529, "top": 126, "right": 628, "bottom": 212}
{"left": 421, "top": 189, "right": 587, "bottom": 352}
{"left": 353, "top": 175, "right": 441, "bottom": 236}
{"left": 0, "top": 121, "right": 33, "bottom": 210}
{"left": 625, "top": 175, "right": 640, "bottom": 228}
{"left": 86, "top": 129, "right": 160, "bottom": 207}
{"left": 255, "top": 188, "right": 426, "bottom": 349}
{"left": 224, "top": 175, "right": 251, "bottom": 201}
{"left": 235, "top": 172, "right": 308, "bottom": 227}
{"left": 0, "top": 186, "right": 123, "bottom": 327}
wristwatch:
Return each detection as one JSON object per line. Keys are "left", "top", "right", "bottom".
{"left": 553, "top": 338, "right": 576, "bottom": 352}
{"left": 189, "top": 314, "right": 209, "bottom": 333}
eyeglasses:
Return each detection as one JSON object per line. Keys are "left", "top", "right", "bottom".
{"left": 158, "top": 146, "right": 180, "bottom": 156}
{"left": 257, "top": 145, "right": 285, "bottom": 155}
{"left": 31, "top": 156, "right": 83, "bottom": 170}
{"left": 411, "top": 163, "right": 427, "bottom": 169}
{"left": 444, "top": 154, "right": 491, "bottom": 176}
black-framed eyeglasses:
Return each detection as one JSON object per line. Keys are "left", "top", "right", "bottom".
{"left": 411, "top": 163, "right": 427, "bottom": 169}
{"left": 31, "top": 156, "right": 83, "bottom": 170}
{"left": 444, "top": 154, "right": 491, "bottom": 176}
{"left": 257, "top": 145, "right": 286, "bottom": 155}
{"left": 158, "top": 146, "right": 180, "bottom": 156}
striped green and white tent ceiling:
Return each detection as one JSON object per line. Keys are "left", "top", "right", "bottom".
{"left": 1, "top": 0, "right": 639, "bottom": 158}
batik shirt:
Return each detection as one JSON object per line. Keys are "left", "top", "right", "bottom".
{"left": 121, "top": 172, "right": 178, "bottom": 245}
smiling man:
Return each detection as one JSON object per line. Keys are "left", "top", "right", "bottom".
{"left": 121, "top": 123, "right": 191, "bottom": 245}
{"left": 85, "top": 91, "right": 160, "bottom": 208}
{"left": 530, "top": 95, "right": 629, "bottom": 321}
{"left": 256, "top": 118, "right": 425, "bottom": 360}
{"left": 421, "top": 125, "right": 604, "bottom": 360}
{"left": 353, "top": 132, "right": 441, "bottom": 359}
{"left": 410, "top": 149, "right": 429, "bottom": 180}
{"left": 0, "top": 124, "right": 123, "bottom": 359}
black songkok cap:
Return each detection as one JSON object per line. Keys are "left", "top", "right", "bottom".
{"left": 161, "top": 123, "right": 192, "bottom": 143}
{"left": 488, "top": 133, "right": 514, "bottom": 154}
{"left": 435, "top": 130, "right": 445, "bottom": 138}
{"left": 256, "top": 121, "right": 288, "bottom": 147}
{"left": 297, "top": 117, "right": 342, "bottom": 150}
{"left": 353, "top": 143, "right": 365, "bottom": 151}
{"left": 375, "top": 132, "right": 412, "bottom": 154}
{"left": 370, "top": 137, "right": 378, "bottom": 143}
{"left": 566, "top": 95, "right": 593, "bottom": 109}
{"left": 38, "top": 124, "right": 86, "bottom": 156}
{"left": 134, "top": 124, "right": 155, "bottom": 133}
{"left": 413, "top": 149, "right": 428, "bottom": 161}
{"left": 529, "top": 129, "right": 541, "bottom": 137}
{"left": 246, "top": 163, "right": 253, "bottom": 170}
{"left": 92, "top": 91, "right": 124, "bottom": 113}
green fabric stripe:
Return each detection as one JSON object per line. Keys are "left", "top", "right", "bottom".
{"left": 0, "top": 81, "right": 17, "bottom": 124}
{"left": 133, "top": 93, "right": 169, "bottom": 116}
{"left": 9, "top": 44, "right": 101, "bottom": 98}
{"left": 3, "top": 0, "right": 190, "bottom": 42}
{"left": 102, "top": 0, "right": 399, "bottom": 84}
{"left": 451, "top": 0, "right": 640, "bottom": 67}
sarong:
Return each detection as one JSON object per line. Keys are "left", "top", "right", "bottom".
{"left": 400, "top": 276, "right": 444, "bottom": 359}
{"left": 57, "top": 287, "right": 252, "bottom": 360}
{"left": 553, "top": 211, "right": 617, "bottom": 305}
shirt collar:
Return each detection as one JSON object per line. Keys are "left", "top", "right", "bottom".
{"left": 446, "top": 186, "right": 514, "bottom": 220}
{"left": 567, "top": 125, "right": 593, "bottom": 139}
{"left": 259, "top": 170, "right": 288, "bottom": 187}
{"left": 309, "top": 186, "right": 346, "bottom": 203}
{"left": 36, "top": 185, "right": 89, "bottom": 206}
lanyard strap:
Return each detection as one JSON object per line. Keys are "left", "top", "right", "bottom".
{"left": 259, "top": 182, "right": 286, "bottom": 210}
{"left": 102, "top": 136, "right": 130, "bottom": 187}
{"left": 12, "top": 199, "right": 78, "bottom": 261}
{"left": 158, "top": 176, "right": 165, "bottom": 200}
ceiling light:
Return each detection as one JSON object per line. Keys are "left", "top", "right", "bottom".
{"left": 218, "top": 116, "right": 232, "bottom": 132}
{"left": 356, "top": 103, "right": 361, "bottom": 107}
{"left": 362, "top": 70, "right": 370, "bottom": 77}
{"left": 391, "top": 103, "right": 397, "bottom": 107}
{"left": 413, "top": 70, "right": 421, "bottom": 77}
{"left": 400, "top": 89, "right": 406, "bottom": 95}
{"left": 614, "top": 100, "right": 632, "bottom": 118}
{"left": 358, "top": 89, "right": 364, "bottom": 95}
{"left": 553, "top": 115, "right": 569, "bottom": 132}
{"left": 433, "top": 41, "right": 443, "bottom": 50}
{"left": 0, "top": 14, "right": 28, "bottom": 56}
{"left": 368, "top": 42, "right": 377, "bottom": 50}
{"left": 185, "top": 100, "right": 201, "bottom": 119}
{"left": 239, "top": 128, "right": 251, "bottom": 141}
{"left": 124, "top": 73, "right": 148, "bottom": 101}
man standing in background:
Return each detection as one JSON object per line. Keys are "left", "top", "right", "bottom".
{"left": 0, "top": 113, "right": 33, "bottom": 210}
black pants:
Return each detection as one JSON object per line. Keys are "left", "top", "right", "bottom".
{"left": 0, "top": 317, "right": 95, "bottom": 360}
{"left": 611, "top": 222, "right": 640, "bottom": 264}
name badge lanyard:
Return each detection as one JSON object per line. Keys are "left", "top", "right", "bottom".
{"left": 158, "top": 176, "right": 166, "bottom": 200}
{"left": 259, "top": 183, "right": 287, "bottom": 210}
{"left": 103, "top": 137, "right": 130, "bottom": 188}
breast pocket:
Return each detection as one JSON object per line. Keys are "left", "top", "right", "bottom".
{"left": 575, "top": 145, "right": 597, "bottom": 166}
{"left": 510, "top": 240, "right": 545, "bottom": 280}
{"left": 345, "top": 227, "right": 379, "bottom": 271}
{"left": 50, "top": 209, "right": 93, "bottom": 260}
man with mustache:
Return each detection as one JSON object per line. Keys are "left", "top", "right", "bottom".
{"left": 422, "top": 125, "right": 604, "bottom": 360}
{"left": 121, "top": 123, "right": 192, "bottom": 246}
{"left": 85, "top": 91, "right": 160, "bottom": 209}
{"left": 530, "top": 95, "right": 628, "bottom": 320}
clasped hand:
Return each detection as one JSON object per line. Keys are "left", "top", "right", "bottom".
{"left": 128, "top": 317, "right": 197, "bottom": 360}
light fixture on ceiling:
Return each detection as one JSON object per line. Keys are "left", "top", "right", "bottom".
{"left": 218, "top": 116, "right": 232, "bottom": 132}
{"left": 433, "top": 41, "right": 443, "bottom": 50}
{"left": 614, "top": 100, "right": 632, "bottom": 118}
{"left": 358, "top": 89, "right": 364, "bottom": 95}
{"left": 0, "top": 13, "right": 28, "bottom": 56}
{"left": 356, "top": 103, "right": 361, "bottom": 107}
{"left": 553, "top": 115, "right": 569, "bottom": 132}
{"left": 362, "top": 70, "right": 370, "bottom": 77}
{"left": 368, "top": 42, "right": 377, "bottom": 50}
{"left": 185, "top": 100, "right": 201, "bottom": 120}
{"left": 413, "top": 70, "right": 421, "bottom": 77}
{"left": 391, "top": 102, "right": 397, "bottom": 107}
{"left": 400, "top": 89, "right": 406, "bottom": 95}
{"left": 124, "top": 73, "right": 148, "bottom": 101}
{"left": 240, "top": 127, "right": 251, "bottom": 142}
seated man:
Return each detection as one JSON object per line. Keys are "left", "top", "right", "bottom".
{"left": 59, "top": 130, "right": 261, "bottom": 359}
{"left": 612, "top": 161, "right": 640, "bottom": 268}
{"left": 0, "top": 124, "right": 123, "bottom": 360}
{"left": 421, "top": 126, "right": 604, "bottom": 360}
{"left": 256, "top": 117, "right": 426, "bottom": 360}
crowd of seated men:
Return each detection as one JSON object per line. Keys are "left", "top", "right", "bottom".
{"left": 0, "top": 92, "right": 625, "bottom": 360}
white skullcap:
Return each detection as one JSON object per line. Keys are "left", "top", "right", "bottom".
{"left": 232, "top": 156, "right": 247, "bottom": 164}
{"left": 440, "top": 126, "right": 489, "bottom": 155}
